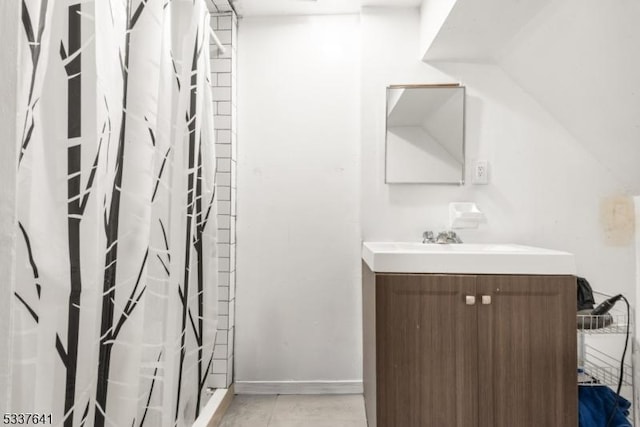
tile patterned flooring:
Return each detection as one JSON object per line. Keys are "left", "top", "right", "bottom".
{"left": 219, "top": 394, "right": 368, "bottom": 427}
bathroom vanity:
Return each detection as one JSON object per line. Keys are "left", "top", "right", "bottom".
{"left": 362, "top": 242, "right": 578, "bottom": 427}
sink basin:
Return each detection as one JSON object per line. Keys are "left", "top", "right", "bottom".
{"left": 362, "top": 242, "right": 576, "bottom": 275}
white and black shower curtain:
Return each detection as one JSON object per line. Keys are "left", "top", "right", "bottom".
{"left": 12, "top": 0, "right": 218, "bottom": 426}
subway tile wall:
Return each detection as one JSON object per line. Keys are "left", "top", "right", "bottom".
{"left": 210, "top": 10, "right": 237, "bottom": 389}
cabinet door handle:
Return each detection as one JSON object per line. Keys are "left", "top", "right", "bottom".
{"left": 482, "top": 295, "right": 492, "bottom": 305}
{"left": 465, "top": 295, "right": 476, "bottom": 305}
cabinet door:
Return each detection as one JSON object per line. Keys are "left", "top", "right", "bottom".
{"left": 476, "top": 275, "right": 577, "bottom": 427}
{"left": 376, "top": 274, "right": 478, "bottom": 427}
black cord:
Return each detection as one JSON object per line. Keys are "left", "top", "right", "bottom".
{"left": 605, "top": 295, "right": 630, "bottom": 427}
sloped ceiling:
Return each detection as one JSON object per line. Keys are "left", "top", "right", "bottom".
{"left": 423, "top": 0, "right": 640, "bottom": 193}
{"left": 423, "top": 0, "right": 552, "bottom": 62}
{"left": 497, "top": 0, "right": 640, "bottom": 193}
{"left": 231, "top": 0, "right": 421, "bottom": 16}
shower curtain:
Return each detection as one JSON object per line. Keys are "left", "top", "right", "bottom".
{"left": 12, "top": 0, "right": 218, "bottom": 426}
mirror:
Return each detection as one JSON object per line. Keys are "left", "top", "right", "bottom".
{"left": 385, "top": 84, "right": 465, "bottom": 184}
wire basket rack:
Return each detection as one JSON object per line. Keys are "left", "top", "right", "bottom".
{"left": 577, "top": 313, "right": 630, "bottom": 334}
{"left": 576, "top": 290, "right": 635, "bottom": 424}
{"left": 578, "top": 344, "right": 633, "bottom": 387}
{"left": 577, "top": 292, "right": 632, "bottom": 335}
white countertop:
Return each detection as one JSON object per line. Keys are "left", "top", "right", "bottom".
{"left": 362, "top": 242, "right": 576, "bottom": 275}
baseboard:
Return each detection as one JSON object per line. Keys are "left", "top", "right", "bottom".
{"left": 234, "top": 380, "right": 363, "bottom": 395}
{"left": 192, "top": 384, "right": 235, "bottom": 427}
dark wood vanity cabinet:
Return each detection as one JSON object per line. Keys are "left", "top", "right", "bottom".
{"left": 362, "top": 264, "right": 577, "bottom": 427}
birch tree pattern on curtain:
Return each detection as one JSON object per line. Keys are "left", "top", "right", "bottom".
{"left": 12, "top": 1, "right": 218, "bottom": 426}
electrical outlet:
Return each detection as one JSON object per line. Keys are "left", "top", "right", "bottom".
{"left": 472, "top": 160, "right": 489, "bottom": 184}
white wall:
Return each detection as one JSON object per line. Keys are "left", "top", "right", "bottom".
{"left": 361, "top": 8, "right": 452, "bottom": 236}
{"left": 233, "top": 5, "right": 636, "bottom": 389}
{"left": 498, "top": 0, "right": 640, "bottom": 194}
{"left": 0, "top": 1, "right": 19, "bottom": 410}
{"left": 236, "top": 14, "right": 362, "bottom": 390}
{"left": 362, "top": 7, "right": 635, "bottom": 300}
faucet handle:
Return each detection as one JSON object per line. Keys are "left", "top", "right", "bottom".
{"left": 422, "top": 230, "right": 435, "bottom": 243}
{"left": 436, "top": 230, "right": 463, "bottom": 244}
{"left": 447, "top": 230, "right": 463, "bottom": 243}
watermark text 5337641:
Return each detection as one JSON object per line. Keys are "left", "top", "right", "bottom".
{"left": 3, "top": 413, "right": 52, "bottom": 425}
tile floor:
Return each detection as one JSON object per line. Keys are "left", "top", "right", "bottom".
{"left": 219, "top": 394, "right": 368, "bottom": 427}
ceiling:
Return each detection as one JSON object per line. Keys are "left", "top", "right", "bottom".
{"left": 231, "top": 0, "right": 422, "bottom": 16}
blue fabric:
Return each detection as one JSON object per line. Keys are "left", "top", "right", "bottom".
{"left": 579, "top": 386, "right": 632, "bottom": 427}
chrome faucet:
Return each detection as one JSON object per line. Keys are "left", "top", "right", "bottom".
{"left": 422, "top": 231, "right": 436, "bottom": 243}
{"left": 436, "top": 230, "right": 463, "bottom": 244}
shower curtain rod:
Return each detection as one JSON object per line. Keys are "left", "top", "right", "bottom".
{"left": 210, "top": 27, "right": 226, "bottom": 54}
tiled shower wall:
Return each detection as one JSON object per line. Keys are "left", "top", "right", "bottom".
{"left": 209, "top": 2, "right": 237, "bottom": 389}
